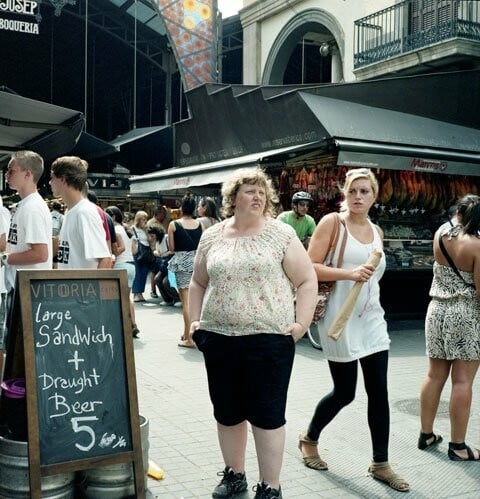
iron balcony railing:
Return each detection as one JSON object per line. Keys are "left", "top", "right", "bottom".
{"left": 354, "top": 0, "right": 480, "bottom": 68}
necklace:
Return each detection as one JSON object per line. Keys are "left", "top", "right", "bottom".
{"left": 358, "top": 241, "right": 375, "bottom": 318}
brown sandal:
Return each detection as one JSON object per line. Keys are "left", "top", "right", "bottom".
{"left": 298, "top": 431, "right": 328, "bottom": 470}
{"left": 368, "top": 461, "right": 409, "bottom": 492}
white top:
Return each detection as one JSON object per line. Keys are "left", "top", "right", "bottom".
{"left": 197, "top": 216, "right": 219, "bottom": 230}
{"left": 0, "top": 215, "right": 6, "bottom": 294}
{"left": 57, "top": 198, "right": 111, "bottom": 269}
{"left": 155, "top": 236, "right": 169, "bottom": 257}
{"left": 6, "top": 192, "right": 52, "bottom": 290}
{"left": 318, "top": 219, "right": 390, "bottom": 362}
{"left": 114, "top": 224, "right": 133, "bottom": 265}
{"left": 0, "top": 206, "right": 10, "bottom": 235}
{"left": 132, "top": 227, "right": 149, "bottom": 246}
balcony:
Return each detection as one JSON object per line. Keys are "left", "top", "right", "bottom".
{"left": 354, "top": 0, "right": 480, "bottom": 79}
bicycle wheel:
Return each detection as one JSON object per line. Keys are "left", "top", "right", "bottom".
{"left": 307, "top": 322, "right": 323, "bottom": 350}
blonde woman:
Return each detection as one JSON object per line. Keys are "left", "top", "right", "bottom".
{"left": 300, "top": 168, "right": 409, "bottom": 493}
{"left": 131, "top": 210, "right": 151, "bottom": 302}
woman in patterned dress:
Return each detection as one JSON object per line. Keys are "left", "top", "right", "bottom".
{"left": 188, "top": 168, "right": 317, "bottom": 499}
{"left": 167, "top": 194, "right": 203, "bottom": 347}
{"left": 419, "top": 194, "right": 480, "bottom": 461}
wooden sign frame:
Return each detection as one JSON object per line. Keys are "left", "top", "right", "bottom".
{"left": 4, "top": 269, "right": 145, "bottom": 499}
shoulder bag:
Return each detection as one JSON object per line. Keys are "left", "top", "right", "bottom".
{"left": 312, "top": 213, "right": 348, "bottom": 323}
{"left": 132, "top": 227, "right": 155, "bottom": 267}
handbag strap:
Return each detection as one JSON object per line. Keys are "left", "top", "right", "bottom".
{"left": 325, "top": 214, "right": 340, "bottom": 265}
{"left": 438, "top": 233, "right": 475, "bottom": 288}
{"left": 336, "top": 219, "right": 348, "bottom": 268}
{"left": 325, "top": 213, "right": 347, "bottom": 268}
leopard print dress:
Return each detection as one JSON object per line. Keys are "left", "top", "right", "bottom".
{"left": 425, "top": 262, "right": 479, "bottom": 361}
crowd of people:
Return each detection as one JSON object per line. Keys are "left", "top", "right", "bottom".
{"left": 0, "top": 150, "right": 478, "bottom": 498}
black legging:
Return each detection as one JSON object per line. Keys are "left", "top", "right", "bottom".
{"left": 307, "top": 350, "right": 390, "bottom": 463}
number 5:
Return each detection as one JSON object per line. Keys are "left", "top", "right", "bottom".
{"left": 71, "top": 416, "right": 98, "bottom": 451}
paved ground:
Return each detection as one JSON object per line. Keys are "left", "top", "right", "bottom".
{"left": 133, "top": 299, "right": 480, "bottom": 499}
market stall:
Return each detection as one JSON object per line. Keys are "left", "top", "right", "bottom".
{"left": 269, "top": 152, "right": 480, "bottom": 317}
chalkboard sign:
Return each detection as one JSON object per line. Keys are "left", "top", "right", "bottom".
{"left": 31, "top": 276, "right": 131, "bottom": 464}
{"left": 4, "top": 270, "right": 145, "bottom": 499}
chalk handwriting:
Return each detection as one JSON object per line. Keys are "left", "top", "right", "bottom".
{"left": 48, "top": 393, "right": 103, "bottom": 418}
{"left": 38, "top": 368, "right": 100, "bottom": 395}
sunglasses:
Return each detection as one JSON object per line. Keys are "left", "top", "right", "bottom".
{"left": 297, "top": 201, "right": 310, "bottom": 207}
{"left": 346, "top": 168, "right": 370, "bottom": 177}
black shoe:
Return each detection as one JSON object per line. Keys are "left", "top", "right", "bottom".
{"left": 132, "top": 325, "right": 140, "bottom": 338}
{"left": 253, "top": 481, "right": 282, "bottom": 499}
{"left": 417, "top": 431, "right": 443, "bottom": 450}
{"left": 212, "top": 466, "right": 247, "bottom": 498}
{"left": 448, "top": 442, "right": 480, "bottom": 461}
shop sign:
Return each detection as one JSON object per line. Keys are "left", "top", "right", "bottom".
{"left": 0, "top": 0, "right": 41, "bottom": 34}
{"left": 411, "top": 158, "right": 448, "bottom": 172}
{"left": 87, "top": 173, "right": 129, "bottom": 191}
{"left": 338, "top": 150, "right": 479, "bottom": 176}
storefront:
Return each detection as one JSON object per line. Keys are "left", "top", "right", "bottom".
{"left": 130, "top": 69, "right": 480, "bottom": 318}
{"left": 269, "top": 149, "right": 479, "bottom": 318}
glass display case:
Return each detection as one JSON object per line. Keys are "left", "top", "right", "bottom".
{"left": 378, "top": 218, "right": 436, "bottom": 271}
{"left": 383, "top": 239, "right": 434, "bottom": 270}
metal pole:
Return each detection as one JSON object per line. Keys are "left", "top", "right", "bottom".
{"left": 84, "top": 0, "right": 88, "bottom": 129}
{"left": 133, "top": 0, "right": 137, "bottom": 129}
{"left": 301, "top": 37, "right": 305, "bottom": 84}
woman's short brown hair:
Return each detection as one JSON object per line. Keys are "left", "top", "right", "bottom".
{"left": 221, "top": 167, "right": 278, "bottom": 218}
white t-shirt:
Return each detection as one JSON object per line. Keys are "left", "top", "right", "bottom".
{"left": 0, "top": 214, "right": 7, "bottom": 294}
{"left": 114, "top": 224, "right": 133, "bottom": 265}
{"left": 5, "top": 192, "right": 52, "bottom": 290}
{"left": 57, "top": 198, "right": 111, "bottom": 269}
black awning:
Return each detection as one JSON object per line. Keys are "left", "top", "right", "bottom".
{"left": 297, "top": 92, "right": 480, "bottom": 176}
{"left": 129, "top": 142, "right": 319, "bottom": 193}
{"left": 0, "top": 90, "right": 84, "bottom": 164}
{"left": 70, "top": 132, "right": 118, "bottom": 161}
{"left": 109, "top": 126, "right": 173, "bottom": 174}
{"left": 173, "top": 69, "right": 480, "bottom": 175}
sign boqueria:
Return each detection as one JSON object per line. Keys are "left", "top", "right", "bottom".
{"left": 0, "top": 0, "right": 40, "bottom": 34}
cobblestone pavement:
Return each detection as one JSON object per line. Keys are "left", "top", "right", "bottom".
{"left": 133, "top": 300, "right": 480, "bottom": 499}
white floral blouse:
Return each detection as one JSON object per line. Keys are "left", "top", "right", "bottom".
{"left": 196, "top": 218, "right": 296, "bottom": 336}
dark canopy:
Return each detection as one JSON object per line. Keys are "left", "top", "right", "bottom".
{"left": 0, "top": 90, "right": 84, "bottom": 165}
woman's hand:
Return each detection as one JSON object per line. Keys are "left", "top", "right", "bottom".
{"left": 190, "top": 320, "right": 201, "bottom": 335}
{"left": 283, "top": 322, "right": 306, "bottom": 342}
{"left": 350, "top": 263, "right": 375, "bottom": 282}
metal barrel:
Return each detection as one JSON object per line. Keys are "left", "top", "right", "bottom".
{"left": 0, "top": 435, "right": 75, "bottom": 499}
{"left": 77, "top": 414, "right": 149, "bottom": 498}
